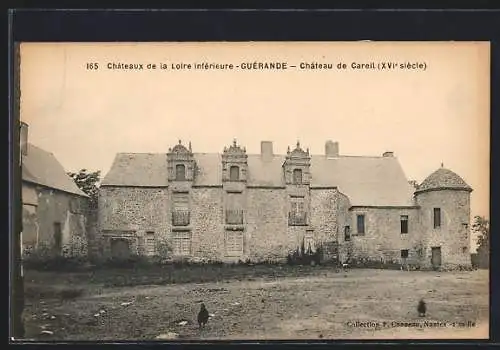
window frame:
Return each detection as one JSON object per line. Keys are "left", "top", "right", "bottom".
{"left": 229, "top": 165, "right": 240, "bottom": 181}
{"left": 175, "top": 164, "right": 186, "bottom": 181}
{"left": 145, "top": 231, "right": 155, "bottom": 256}
{"left": 433, "top": 208, "right": 441, "bottom": 229}
{"left": 356, "top": 214, "right": 365, "bottom": 235}
{"left": 292, "top": 168, "right": 303, "bottom": 185}
{"left": 172, "top": 231, "right": 191, "bottom": 256}
{"left": 344, "top": 225, "right": 351, "bottom": 241}
{"left": 225, "top": 230, "right": 244, "bottom": 256}
{"left": 401, "top": 249, "right": 409, "bottom": 259}
{"left": 400, "top": 215, "right": 409, "bottom": 234}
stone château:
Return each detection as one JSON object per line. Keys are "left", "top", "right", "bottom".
{"left": 98, "top": 139, "right": 473, "bottom": 269}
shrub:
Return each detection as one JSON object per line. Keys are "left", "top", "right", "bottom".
{"left": 286, "top": 239, "right": 322, "bottom": 266}
{"left": 23, "top": 254, "right": 90, "bottom": 272}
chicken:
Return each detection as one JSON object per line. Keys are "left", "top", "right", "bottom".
{"left": 197, "top": 303, "right": 209, "bottom": 329}
{"left": 417, "top": 299, "right": 426, "bottom": 317}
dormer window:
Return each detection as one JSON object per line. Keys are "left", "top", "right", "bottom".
{"left": 222, "top": 139, "right": 248, "bottom": 183}
{"left": 229, "top": 165, "right": 240, "bottom": 181}
{"left": 167, "top": 140, "right": 195, "bottom": 182}
{"left": 292, "top": 169, "right": 303, "bottom": 184}
{"left": 284, "top": 141, "right": 310, "bottom": 185}
{"left": 176, "top": 164, "right": 186, "bottom": 181}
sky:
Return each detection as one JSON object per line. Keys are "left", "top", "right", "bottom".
{"left": 20, "top": 42, "right": 490, "bottom": 248}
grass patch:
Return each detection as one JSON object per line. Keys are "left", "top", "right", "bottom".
{"left": 24, "top": 284, "right": 85, "bottom": 300}
{"left": 24, "top": 263, "right": 329, "bottom": 290}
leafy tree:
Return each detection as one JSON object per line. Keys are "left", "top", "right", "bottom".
{"left": 68, "top": 169, "right": 101, "bottom": 209}
{"left": 473, "top": 215, "right": 489, "bottom": 254}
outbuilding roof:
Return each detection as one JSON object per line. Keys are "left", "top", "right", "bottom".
{"left": 22, "top": 144, "right": 88, "bottom": 197}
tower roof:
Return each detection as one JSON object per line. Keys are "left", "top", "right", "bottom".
{"left": 415, "top": 167, "right": 472, "bottom": 194}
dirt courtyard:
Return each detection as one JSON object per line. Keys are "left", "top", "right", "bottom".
{"left": 22, "top": 266, "right": 489, "bottom": 341}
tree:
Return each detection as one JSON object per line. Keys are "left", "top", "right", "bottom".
{"left": 473, "top": 215, "right": 489, "bottom": 254}
{"left": 68, "top": 169, "right": 101, "bottom": 209}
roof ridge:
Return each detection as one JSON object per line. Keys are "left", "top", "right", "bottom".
{"left": 113, "top": 152, "right": 394, "bottom": 159}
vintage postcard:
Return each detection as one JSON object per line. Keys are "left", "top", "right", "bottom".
{"left": 16, "top": 42, "right": 489, "bottom": 341}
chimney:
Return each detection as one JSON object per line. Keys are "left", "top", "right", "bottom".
{"left": 383, "top": 151, "right": 394, "bottom": 157}
{"left": 325, "top": 140, "right": 339, "bottom": 157}
{"left": 20, "top": 121, "right": 28, "bottom": 156}
{"left": 261, "top": 141, "right": 273, "bottom": 160}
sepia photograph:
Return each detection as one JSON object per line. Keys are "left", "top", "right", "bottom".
{"left": 15, "top": 41, "right": 489, "bottom": 341}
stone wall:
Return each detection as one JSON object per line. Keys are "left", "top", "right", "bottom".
{"left": 98, "top": 186, "right": 169, "bottom": 259}
{"left": 97, "top": 185, "right": 472, "bottom": 268}
{"left": 191, "top": 187, "right": 224, "bottom": 260}
{"left": 246, "top": 188, "right": 288, "bottom": 261}
{"left": 22, "top": 182, "right": 89, "bottom": 259}
{"left": 415, "top": 189, "right": 472, "bottom": 268}
{"left": 310, "top": 188, "right": 340, "bottom": 262}
{"left": 336, "top": 192, "right": 352, "bottom": 263}
{"left": 348, "top": 207, "right": 421, "bottom": 264}
{"left": 99, "top": 185, "right": 294, "bottom": 262}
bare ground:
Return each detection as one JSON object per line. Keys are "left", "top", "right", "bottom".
{"left": 22, "top": 267, "right": 489, "bottom": 341}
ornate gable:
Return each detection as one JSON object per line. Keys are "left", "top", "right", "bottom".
{"left": 283, "top": 141, "right": 311, "bottom": 185}
{"left": 222, "top": 139, "right": 248, "bottom": 182}
{"left": 167, "top": 140, "right": 195, "bottom": 181}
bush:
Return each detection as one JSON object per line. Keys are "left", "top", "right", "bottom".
{"left": 23, "top": 255, "right": 90, "bottom": 272}
{"left": 286, "top": 240, "right": 322, "bottom": 266}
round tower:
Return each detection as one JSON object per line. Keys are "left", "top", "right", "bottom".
{"left": 414, "top": 165, "right": 473, "bottom": 270}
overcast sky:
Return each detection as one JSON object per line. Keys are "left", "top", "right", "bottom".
{"left": 20, "top": 42, "right": 490, "bottom": 240}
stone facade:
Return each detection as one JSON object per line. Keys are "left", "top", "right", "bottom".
{"left": 98, "top": 140, "right": 473, "bottom": 269}
{"left": 20, "top": 122, "right": 93, "bottom": 261}
{"left": 415, "top": 189, "right": 472, "bottom": 269}
{"left": 22, "top": 182, "right": 90, "bottom": 259}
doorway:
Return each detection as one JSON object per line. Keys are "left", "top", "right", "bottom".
{"left": 53, "top": 222, "right": 62, "bottom": 254}
{"left": 110, "top": 238, "right": 131, "bottom": 260}
{"left": 431, "top": 247, "right": 442, "bottom": 269}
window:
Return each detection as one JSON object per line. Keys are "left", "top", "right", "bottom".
{"left": 292, "top": 169, "right": 303, "bottom": 184}
{"left": 462, "top": 223, "right": 469, "bottom": 230}
{"left": 226, "top": 193, "right": 244, "bottom": 224}
{"left": 344, "top": 226, "right": 351, "bottom": 241}
{"left": 172, "top": 192, "right": 190, "bottom": 226}
{"left": 145, "top": 231, "right": 155, "bottom": 256}
{"left": 229, "top": 166, "right": 240, "bottom": 181}
{"left": 400, "top": 215, "right": 409, "bottom": 234}
{"left": 172, "top": 231, "right": 191, "bottom": 256}
{"left": 433, "top": 208, "right": 441, "bottom": 229}
{"left": 226, "top": 209, "right": 243, "bottom": 224}
{"left": 289, "top": 197, "right": 306, "bottom": 225}
{"left": 356, "top": 214, "right": 365, "bottom": 235}
{"left": 226, "top": 230, "right": 243, "bottom": 256}
{"left": 110, "top": 238, "right": 131, "bottom": 260}
{"left": 175, "top": 164, "right": 186, "bottom": 180}
{"left": 401, "top": 249, "right": 409, "bottom": 259}
{"left": 53, "top": 222, "right": 62, "bottom": 252}
{"left": 462, "top": 246, "right": 468, "bottom": 254}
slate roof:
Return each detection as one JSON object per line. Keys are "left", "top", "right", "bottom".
{"left": 415, "top": 167, "right": 472, "bottom": 194}
{"left": 22, "top": 144, "right": 88, "bottom": 197}
{"left": 101, "top": 151, "right": 417, "bottom": 207}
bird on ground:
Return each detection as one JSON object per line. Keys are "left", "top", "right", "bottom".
{"left": 417, "top": 299, "right": 426, "bottom": 317}
{"left": 197, "top": 303, "right": 209, "bottom": 329}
